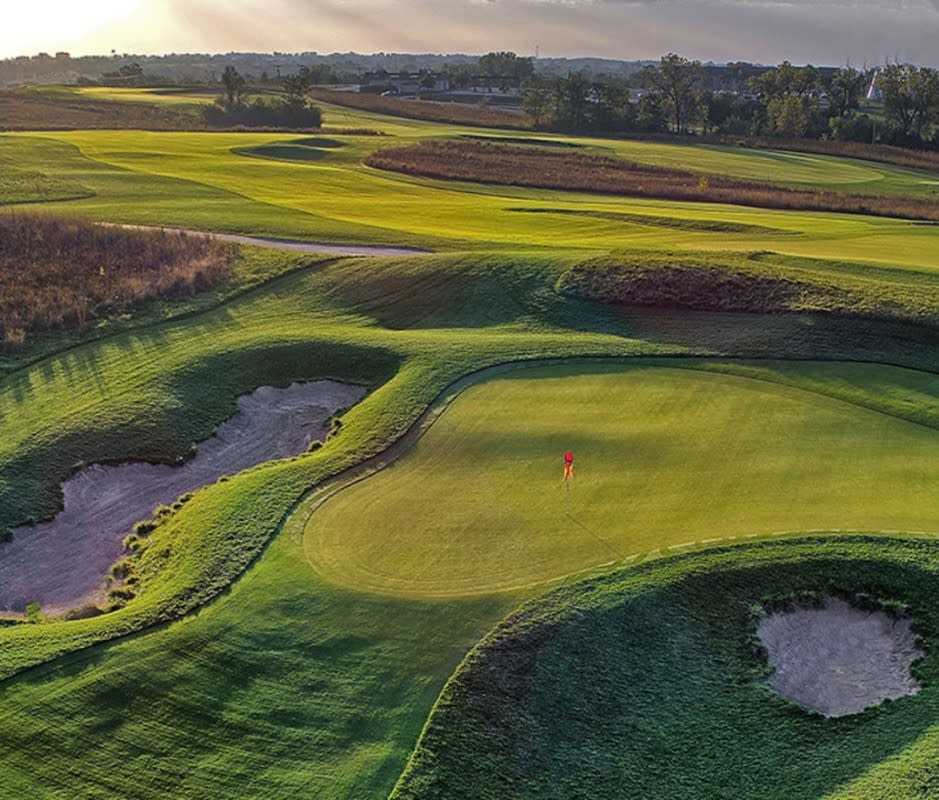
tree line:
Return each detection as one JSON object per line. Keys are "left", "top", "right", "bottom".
{"left": 522, "top": 54, "right": 939, "bottom": 149}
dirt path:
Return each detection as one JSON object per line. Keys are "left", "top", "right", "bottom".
{"left": 0, "top": 381, "right": 365, "bottom": 616}
{"left": 103, "top": 224, "right": 432, "bottom": 257}
{"left": 758, "top": 596, "right": 922, "bottom": 717}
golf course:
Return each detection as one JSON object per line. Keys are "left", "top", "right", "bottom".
{"left": 1, "top": 85, "right": 938, "bottom": 798}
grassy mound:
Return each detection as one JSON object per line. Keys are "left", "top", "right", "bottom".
{"left": 392, "top": 537, "right": 939, "bottom": 800}
{"left": 558, "top": 250, "right": 939, "bottom": 327}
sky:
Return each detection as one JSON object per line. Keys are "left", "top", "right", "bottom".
{"left": 3, "top": 0, "right": 939, "bottom": 66}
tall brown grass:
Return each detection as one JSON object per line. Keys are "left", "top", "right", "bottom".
{"left": 0, "top": 213, "right": 235, "bottom": 349}
{"left": 0, "top": 90, "right": 198, "bottom": 131}
{"left": 309, "top": 89, "right": 532, "bottom": 130}
{"left": 728, "top": 137, "right": 939, "bottom": 175}
{"left": 366, "top": 140, "right": 939, "bottom": 222}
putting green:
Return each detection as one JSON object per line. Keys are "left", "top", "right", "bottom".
{"left": 305, "top": 362, "right": 939, "bottom": 596}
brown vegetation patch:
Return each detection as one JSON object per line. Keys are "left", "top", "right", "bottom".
{"left": 732, "top": 136, "right": 939, "bottom": 176}
{"left": 366, "top": 140, "right": 939, "bottom": 221}
{"left": 560, "top": 261, "right": 838, "bottom": 314}
{"left": 557, "top": 251, "right": 939, "bottom": 326}
{"left": 0, "top": 89, "right": 198, "bottom": 130}
{"left": 0, "top": 213, "right": 236, "bottom": 349}
{"left": 308, "top": 88, "right": 532, "bottom": 130}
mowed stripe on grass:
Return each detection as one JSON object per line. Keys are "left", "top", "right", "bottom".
{"left": 305, "top": 362, "right": 939, "bottom": 596}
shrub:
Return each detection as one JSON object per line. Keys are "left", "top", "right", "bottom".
{"left": 202, "top": 98, "right": 322, "bottom": 129}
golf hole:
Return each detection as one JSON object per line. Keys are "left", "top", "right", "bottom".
{"left": 757, "top": 596, "right": 923, "bottom": 717}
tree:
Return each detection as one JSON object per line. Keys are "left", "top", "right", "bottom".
{"left": 478, "top": 51, "right": 534, "bottom": 80}
{"left": 635, "top": 92, "right": 669, "bottom": 133}
{"left": 221, "top": 65, "right": 246, "bottom": 108}
{"left": 826, "top": 67, "right": 867, "bottom": 118}
{"left": 589, "top": 82, "right": 634, "bottom": 132}
{"left": 118, "top": 62, "right": 143, "bottom": 78}
{"left": 700, "top": 91, "right": 759, "bottom": 135}
{"left": 878, "top": 63, "right": 939, "bottom": 145}
{"left": 521, "top": 81, "right": 552, "bottom": 128}
{"left": 749, "top": 62, "right": 820, "bottom": 137}
{"left": 642, "top": 53, "right": 703, "bottom": 134}
{"left": 768, "top": 95, "right": 810, "bottom": 138}
{"left": 549, "top": 72, "right": 591, "bottom": 131}
{"left": 750, "top": 62, "right": 818, "bottom": 104}
{"left": 283, "top": 67, "right": 313, "bottom": 105}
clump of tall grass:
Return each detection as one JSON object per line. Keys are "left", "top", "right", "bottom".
{"left": 0, "top": 213, "right": 236, "bottom": 349}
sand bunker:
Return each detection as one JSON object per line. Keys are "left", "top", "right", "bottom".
{"left": 758, "top": 597, "right": 923, "bottom": 717}
{"left": 0, "top": 380, "right": 365, "bottom": 615}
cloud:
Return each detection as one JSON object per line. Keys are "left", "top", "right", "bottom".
{"left": 4, "top": 0, "right": 939, "bottom": 66}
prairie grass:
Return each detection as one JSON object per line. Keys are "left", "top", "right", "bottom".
{"left": 558, "top": 250, "right": 939, "bottom": 326}
{"left": 734, "top": 136, "right": 939, "bottom": 175}
{"left": 0, "top": 213, "right": 235, "bottom": 348}
{"left": 309, "top": 88, "right": 532, "bottom": 129}
{"left": 0, "top": 88, "right": 199, "bottom": 130}
{"left": 367, "top": 140, "right": 939, "bottom": 222}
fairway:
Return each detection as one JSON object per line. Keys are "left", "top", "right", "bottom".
{"left": 306, "top": 362, "right": 939, "bottom": 596}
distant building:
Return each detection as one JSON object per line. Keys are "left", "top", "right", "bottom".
{"left": 360, "top": 70, "right": 450, "bottom": 96}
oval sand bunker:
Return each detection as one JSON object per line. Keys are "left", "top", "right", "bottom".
{"left": 0, "top": 380, "right": 365, "bottom": 615}
{"left": 758, "top": 597, "right": 923, "bottom": 717}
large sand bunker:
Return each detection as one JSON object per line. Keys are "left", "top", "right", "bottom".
{"left": 758, "top": 597, "right": 923, "bottom": 717}
{"left": 0, "top": 380, "right": 365, "bottom": 615}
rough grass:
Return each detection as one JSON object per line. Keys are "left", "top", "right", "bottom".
{"left": 735, "top": 136, "right": 939, "bottom": 176}
{"left": 367, "top": 139, "right": 939, "bottom": 222}
{"left": 0, "top": 165, "right": 92, "bottom": 204}
{"left": 309, "top": 88, "right": 532, "bottom": 130}
{"left": 391, "top": 537, "right": 939, "bottom": 800}
{"left": 0, "top": 87, "right": 200, "bottom": 130}
{"left": 0, "top": 213, "right": 236, "bottom": 348}
{"left": 557, "top": 250, "right": 939, "bottom": 327}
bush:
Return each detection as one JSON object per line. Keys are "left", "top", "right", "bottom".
{"left": 828, "top": 114, "right": 876, "bottom": 144}
{"left": 202, "top": 98, "right": 322, "bottom": 129}
{"left": 24, "top": 601, "right": 43, "bottom": 623}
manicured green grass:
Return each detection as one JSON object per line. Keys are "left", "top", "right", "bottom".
{"left": 305, "top": 361, "right": 939, "bottom": 597}
{"left": 0, "top": 509, "right": 517, "bottom": 799}
{"left": 391, "top": 536, "right": 939, "bottom": 800}
{"left": 4, "top": 120, "right": 939, "bottom": 273}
